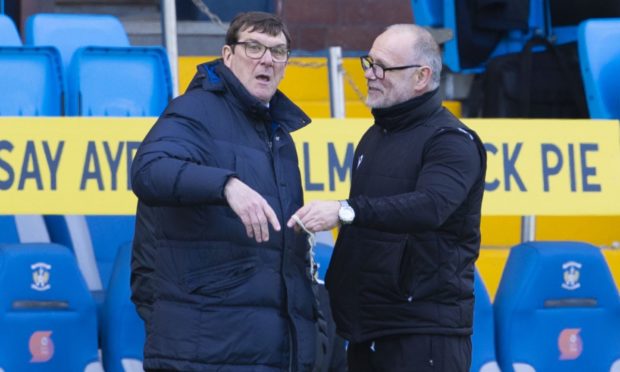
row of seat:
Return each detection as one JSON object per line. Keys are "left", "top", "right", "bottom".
{"left": 0, "top": 214, "right": 137, "bottom": 372}
{"left": 0, "top": 13, "right": 172, "bottom": 116}
{"left": 0, "top": 13, "right": 166, "bottom": 370}
{"left": 3, "top": 228, "right": 618, "bottom": 371}
{"left": 317, "top": 241, "right": 620, "bottom": 372}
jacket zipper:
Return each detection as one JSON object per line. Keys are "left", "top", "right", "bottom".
{"left": 267, "top": 123, "right": 294, "bottom": 371}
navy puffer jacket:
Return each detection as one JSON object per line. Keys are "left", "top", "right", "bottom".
{"left": 130, "top": 59, "right": 320, "bottom": 371}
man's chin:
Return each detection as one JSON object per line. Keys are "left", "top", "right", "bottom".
{"left": 251, "top": 87, "right": 276, "bottom": 103}
{"left": 366, "top": 97, "right": 385, "bottom": 109}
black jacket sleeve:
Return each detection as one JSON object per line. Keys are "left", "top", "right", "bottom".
{"left": 349, "top": 130, "right": 483, "bottom": 233}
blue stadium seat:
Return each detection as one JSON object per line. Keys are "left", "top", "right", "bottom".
{"left": 410, "top": 0, "right": 443, "bottom": 28}
{"left": 0, "top": 243, "right": 103, "bottom": 371}
{"left": 0, "top": 14, "right": 22, "bottom": 46}
{"left": 67, "top": 46, "right": 172, "bottom": 116}
{"left": 314, "top": 242, "right": 334, "bottom": 282}
{"left": 471, "top": 269, "right": 500, "bottom": 372}
{"left": 0, "top": 46, "right": 64, "bottom": 116}
{"left": 25, "top": 13, "right": 129, "bottom": 72}
{"left": 44, "top": 215, "right": 136, "bottom": 291}
{"left": 44, "top": 214, "right": 136, "bottom": 338}
{"left": 101, "top": 243, "right": 145, "bottom": 372}
{"left": 577, "top": 18, "right": 620, "bottom": 119}
{"left": 494, "top": 241, "right": 620, "bottom": 372}
{"left": 412, "top": 0, "right": 547, "bottom": 72}
{"left": 0, "top": 215, "right": 50, "bottom": 243}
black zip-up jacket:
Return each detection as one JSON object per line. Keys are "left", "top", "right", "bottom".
{"left": 130, "top": 59, "right": 321, "bottom": 371}
{"left": 326, "top": 89, "right": 487, "bottom": 343}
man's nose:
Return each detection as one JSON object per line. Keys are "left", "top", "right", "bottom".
{"left": 364, "top": 67, "right": 377, "bottom": 80}
{"left": 260, "top": 49, "right": 275, "bottom": 65}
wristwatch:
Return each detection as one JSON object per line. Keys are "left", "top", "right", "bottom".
{"left": 338, "top": 200, "right": 355, "bottom": 225}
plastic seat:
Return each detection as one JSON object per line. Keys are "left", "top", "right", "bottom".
{"left": 67, "top": 46, "right": 172, "bottom": 116}
{"left": 44, "top": 215, "right": 136, "bottom": 290}
{"left": 412, "top": 0, "right": 547, "bottom": 72}
{"left": 410, "top": 0, "right": 443, "bottom": 27}
{"left": 0, "top": 215, "right": 50, "bottom": 243}
{"left": 0, "top": 46, "right": 64, "bottom": 116}
{"left": 0, "top": 14, "right": 22, "bottom": 46}
{"left": 577, "top": 18, "right": 620, "bottom": 119}
{"left": 44, "top": 214, "right": 136, "bottom": 336}
{"left": 471, "top": 269, "right": 500, "bottom": 372}
{"left": 494, "top": 241, "right": 620, "bottom": 371}
{"left": 314, "top": 241, "right": 336, "bottom": 283}
{"left": 25, "top": 13, "right": 129, "bottom": 71}
{"left": 101, "top": 243, "right": 145, "bottom": 372}
{"left": 548, "top": 0, "right": 620, "bottom": 45}
{"left": 0, "top": 243, "right": 103, "bottom": 371}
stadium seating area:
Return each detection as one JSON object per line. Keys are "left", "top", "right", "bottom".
{"left": 578, "top": 18, "right": 620, "bottom": 119}
{"left": 1, "top": 7, "right": 619, "bottom": 372}
{"left": 1, "top": 13, "right": 172, "bottom": 117}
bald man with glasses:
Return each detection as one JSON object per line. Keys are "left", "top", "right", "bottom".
{"left": 288, "top": 24, "right": 487, "bottom": 371}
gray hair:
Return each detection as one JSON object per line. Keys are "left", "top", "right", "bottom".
{"left": 386, "top": 24, "right": 442, "bottom": 90}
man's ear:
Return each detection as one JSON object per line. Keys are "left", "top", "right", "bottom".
{"left": 415, "top": 66, "right": 433, "bottom": 91}
{"left": 222, "top": 45, "right": 233, "bottom": 67}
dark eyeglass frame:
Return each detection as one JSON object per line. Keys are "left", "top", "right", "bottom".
{"left": 232, "top": 41, "right": 290, "bottom": 62}
{"left": 360, "top": 55, "right": 422, "bottom": 79}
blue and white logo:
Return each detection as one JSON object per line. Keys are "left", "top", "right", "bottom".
{"left": 31, "top": 262, "right": 52, "bottom": 292}
{"left": 561, "top": 261, "right": 581, "bottom": 291}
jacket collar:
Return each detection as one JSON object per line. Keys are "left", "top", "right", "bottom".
{"left": 371, "top": 89, "right": 442, "bottom": 131}
{"left": 189, "top": 59, "right": 311, "bottom": 132}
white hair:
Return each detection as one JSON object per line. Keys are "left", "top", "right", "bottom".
{"left": 386, "top": 24, "right": 442, "bottom": 90}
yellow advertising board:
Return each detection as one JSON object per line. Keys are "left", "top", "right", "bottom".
{"left": 296, "top": 119, "right": 620, "bottom": 215}
{"left": 0, "top": 117, "right": 619, "bottom": 216}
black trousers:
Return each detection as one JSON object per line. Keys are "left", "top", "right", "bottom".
{"left": 347, "top": 334, "right": 471, "bottom": 372}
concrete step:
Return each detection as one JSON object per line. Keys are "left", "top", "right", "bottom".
{"left": 123, "top": 19, "right": 227, "bottom": 56}
{"left": 54, "top": 0, "right": 160, "bottom": 18}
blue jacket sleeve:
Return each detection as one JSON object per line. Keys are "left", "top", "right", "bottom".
{"left": 349, "top": 130, "right": 483, "bottom": 233}
{"left": 131, "top": 96, "right": 236, "bottom": 206}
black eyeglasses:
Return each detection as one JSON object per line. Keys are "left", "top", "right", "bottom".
{"left": 232, "top": 41, "right": 290, "bottom": 62}
{"left": 360, "top": 55, "right": 422, "bottom": 79}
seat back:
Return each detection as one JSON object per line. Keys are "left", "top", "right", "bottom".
{"left": 0, "top": 243, "right": 102, "bottom": 371}
{"left": 25, "top": 13, "right": 129, "bottom": 71}
{"left": 0, "top": 46, "right": 63, "bottom": 116}
{"left": 471, "top": 269, "right": 500, "bottom": 372}
{"left": 44, "top": 215, "right": 136, "bottom": 291}
{"left": 494, "top": 241, "right": 620, "bottom": 371}
{"left": 442, "top": 0, "right": 547, "bottom": 73}
{"left": 413, "top": 0, "right": 547, "bottom": 73}
{"left": 101, "top": 243, "right": 145, "bottom": 372}
{"left": 410, "top": 0, "right": 443, "bottom": 27}
{"left": 577, "top": 18, "right": 620, "bottom": 119}
{"left": 66, "top": 46, "right": 172, "bottom": 116}
{"left": 0, "top": 14, "right": 21, "bottom": 46}
{"left": 548, "top": 0, "right": 620, "bottom": 44}
{"left": 314, "top": 242, "right": 335, "bottom": 283}
{"left": 0, "top": 215, "right": 50, "bottom": 243}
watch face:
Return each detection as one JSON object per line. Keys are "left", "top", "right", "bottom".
{"left": 339, "top": 206, "right": 355, "bottom": 223}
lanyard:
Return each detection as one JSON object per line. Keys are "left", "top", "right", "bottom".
{"left": 290, "top": 214, "right": 319, "bottom": 283}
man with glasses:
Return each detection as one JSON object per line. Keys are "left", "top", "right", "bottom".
{"left": 131, "top": 11, "right": 326, "bottom": 371}
{"left": 288, "top": 24, "right": 487, "bottom": 371}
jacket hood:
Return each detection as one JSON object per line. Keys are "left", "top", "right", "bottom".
{"left": 187, "top": 59, "right": 311, "bottom": 132}
{"left": 372, "top": 89, "right": 442, "bottom": 132}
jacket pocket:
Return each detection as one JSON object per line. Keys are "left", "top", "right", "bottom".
{"left": 357, "top": 231, "right": 409, "bottom": 302}
{"left": 183, "top": 256, "right": 257, "bottom": 294}
{"left": 359, "top": 232, "right": 408, "bottom": 275}
{"left": 397, "top": 237, "right": 414, "bottom": 297}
